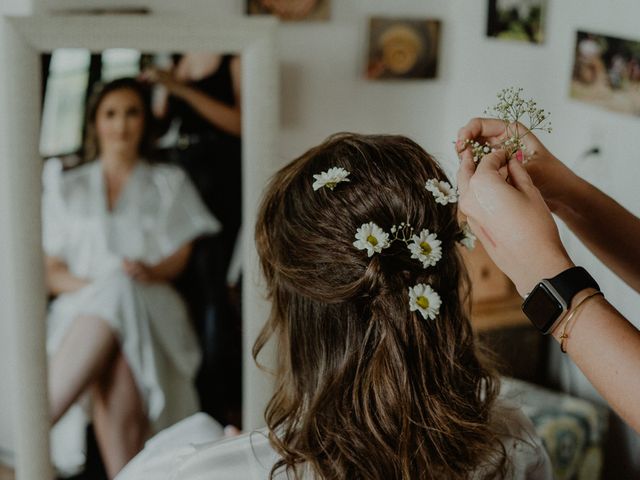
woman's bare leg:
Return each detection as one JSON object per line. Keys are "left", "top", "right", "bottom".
{"left": 92, "top": 350, "right": 150, "bottom": 479}
{"left": 48, "top": 314, "right": 118, "bottom": 425}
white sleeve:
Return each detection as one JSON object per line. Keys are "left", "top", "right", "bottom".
{"left": 41, "top": 158, "right": 67, "bottom": 258}
{"left": 156, "top": 167, "right": 222, "bottom": 256}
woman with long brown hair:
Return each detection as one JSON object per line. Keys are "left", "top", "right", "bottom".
{"left": 118, "top": 133, "right": 551, "bottom": 479}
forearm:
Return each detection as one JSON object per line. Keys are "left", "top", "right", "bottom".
{"left": 45, "top": 259, "right": 89, "bottom": 295}
{"left": 554, "top": 176, "right": 640, "bottom": 293}
{"left": 551, "top": 292, "right": 640, "bottom": 433}
{"left": 174, "top": 85, "right": 241, "bottom": 136}
{"left": 147, "top": 243, "right": 192, "bottom": 282}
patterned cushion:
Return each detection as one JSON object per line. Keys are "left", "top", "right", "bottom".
{"left": 502, "top": 378, "right": 608, "bottom": 480}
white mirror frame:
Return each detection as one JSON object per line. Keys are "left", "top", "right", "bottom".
{"left": 0, "top": 14, "right": 278, "bottom": 479}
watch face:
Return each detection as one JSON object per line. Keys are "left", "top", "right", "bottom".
{"left": 522, "top": 283, "right": 565, "bottom": 333}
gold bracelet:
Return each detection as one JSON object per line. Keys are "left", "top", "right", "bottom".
{"left": 559, "top": 291, "right": 604, "bottom": 353}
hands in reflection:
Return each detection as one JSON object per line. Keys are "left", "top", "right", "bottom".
{"left": 122, "top": 259, "right": 156, "bottom": 283}
{"left": 139, "top": 67, "right": 183, "bottom": 95}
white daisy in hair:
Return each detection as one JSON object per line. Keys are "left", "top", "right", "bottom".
{"left": 353, "top": 222, "right": 390, "bottom": 257}
{"left": 425, "top": 179, "right": 458, "bottom": 205}
{"left": 408, "top": 283, "right": 441, "bottom": 320}
{"left": 459, "top": 223, "right": 476, "bottom": 250}
{"left": 312, "top": 166, "right": 351, "bottom": 191}
{"left": 408, "top": 229, "right": 442, "bottom": 268}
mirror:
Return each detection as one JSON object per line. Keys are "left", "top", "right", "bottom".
{"left": 41, "top": 48, "right": 245, "bottom": 477}
{"left": 0, "top": 14, "right": 278, "bottom": 479}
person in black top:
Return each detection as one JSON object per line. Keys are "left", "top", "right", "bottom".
{"left": 141, "top": 53, "right": 242, "bottom": 426}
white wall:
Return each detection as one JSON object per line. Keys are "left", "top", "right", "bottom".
{"left": 4, "top": 0, "right": 640, "bottom": 474}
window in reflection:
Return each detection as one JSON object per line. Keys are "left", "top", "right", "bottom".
{"left": 39, "top": 48, "right": 90, "bottom": 158}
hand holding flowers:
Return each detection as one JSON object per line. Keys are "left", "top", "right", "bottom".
{"left": 456, "top": 147, "right": 574, "bottom": 296}
{"left": 456, "top": 88, "right": 580, "bottom": 213}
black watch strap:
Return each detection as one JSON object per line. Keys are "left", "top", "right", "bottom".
{"left": 548, "top": 266, "right": 600, "bottom": 304}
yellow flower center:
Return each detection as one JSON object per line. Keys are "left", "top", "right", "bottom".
{"left": 326, "top": 182, "right": 337, "bottom": 190}
{"left": 416, "top": 295, "right": 429, "bottom": 310}
{"left": 420, "top": 241, "right": 432, "bottom": 255}
{"left": 367, "top": 235, "right": 378, "bottom": 246}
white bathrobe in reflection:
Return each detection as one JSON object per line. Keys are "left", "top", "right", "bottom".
{"left": 42, "top": 158, "right": 221, "bottom": 476}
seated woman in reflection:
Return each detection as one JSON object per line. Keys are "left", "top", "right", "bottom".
{"left": 118, "top": 133, "right": 552, "bottom": 479}
{"left": 43, "top": 77, "right": 220, "bottom": 478}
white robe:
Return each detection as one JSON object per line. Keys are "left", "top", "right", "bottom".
{"left": 116, "top": 400, "right": 553, "bottom": 480}
{"left": 42, "top": 158, "right": 221, "bottom": 477}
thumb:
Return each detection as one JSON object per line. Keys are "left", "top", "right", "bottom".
{"left": 507, "top": 157, "right": 534, "bottom": 192}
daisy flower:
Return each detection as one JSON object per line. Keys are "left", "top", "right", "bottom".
{"left": 425, "top": 179, "right": 458, "bottom": 205}
{"left": 353, "top": 222, "right": 390, "bottom": 257}
{"left": 459, "top": 223, "right": 476, "bottom": 250}
{"left": 312, "top": 166, "right": 351, "bottom": 191}
{"left": 408, "top": 229, "right": 442, "bottom": 268}
{"left": 408, "top": 283, "right": 441, "bottom": 320}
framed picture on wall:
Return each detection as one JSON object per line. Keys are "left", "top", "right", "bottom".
{"left": 486, "top": 0, "right": 546, "bottom": 44}
{"left": 246, "top": 0, "right": 330, "bottom": 21}
{"left": 366, "top": 17, "right": 441, "bottom": 80}
{"left": 570, "top": 30, "right": 640, "bottom": 116}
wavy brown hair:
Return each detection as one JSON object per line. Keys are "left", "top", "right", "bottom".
{"left": 254, "top": 133, "right": 508, "bottom": 479}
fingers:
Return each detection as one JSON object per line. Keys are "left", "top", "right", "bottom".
{"left": 138, "top": 68, "right": 158, "bottom": 82}
{"left": 457, "top": 118, "right": 509, "bottom": 146}
{"left": 456, "top": 153, "right": 475, "bottom": 195}
{"left": 507, "top": 157, "right": 534, "bottom": 191}
{"left": 475, "top": 148, "right": 510, "bottom": 176}
{"left": 498, "top": 164, "right": 509, "bottom": 182}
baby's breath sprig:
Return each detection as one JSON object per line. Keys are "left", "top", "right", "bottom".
{"left": 464, "top": 140, "right": 496, "bottom": 164}
{"left": 389, "top": 222, "right": 415, "bottom": 245}
{"left": 465, "top": 87, "right": 552, "bottom": 165}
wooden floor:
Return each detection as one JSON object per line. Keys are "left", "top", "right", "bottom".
{"left": 0, "top": 464, "right": 14, "bottom": 480}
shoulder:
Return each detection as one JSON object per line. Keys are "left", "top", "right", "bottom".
{"left": 117, "top": 414, "right": 280, "bottom": 480}
{"left": 43, "top": 158, "right": 95, "bottom": 186}
{"left": 174, "top": 429, "right": 280, "bottom": 480}
{"left": 43, "top": 159, "right": 96, "bottom": 205}
{"left": 60, "top": 162, "right": 96, "bottom": 190}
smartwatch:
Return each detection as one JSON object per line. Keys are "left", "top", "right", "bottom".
{"left": 521, "top": 266, "right": 600, "bottom": 334}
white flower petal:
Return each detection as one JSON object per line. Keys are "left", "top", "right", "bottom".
{"left": 459, "top": 223, "right": 476, "bottom": 250}
{"left": 407, "top": 229, "right": 442, "bottom": 268}
{"left": 425, "top": 179, "right": 458, "bottom": 205}
{"left": 408, "top": 283, "right": 441, "bottom": 320}
{"left": 353, "top": 222, "right": 390, "bottom": 257}
{"left": 312, "top": 166, "right": 351, "bottom": 191}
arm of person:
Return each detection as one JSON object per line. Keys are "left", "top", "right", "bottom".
{"left": 456, "top": 148, "right": 640, "bottom": 434}
{"left": 172, "top": 83, "right": 241, "bottom": 136}
{"left": 550, "top": 287, "right": 640, "bottom": 433}
{"left": 45, "top": 255, "right": 90, "bottom": 295}
{"left": 122, "top": 242, "right": 192, "bottom": 283}
{"left": 553, "top": 176, "right": 640, "bottom": 294}
{"left": 457, "top": 117, "right": 640, "bottom": 294}
{"left": 141, "top": 59, "right": 242, "bottom": 137}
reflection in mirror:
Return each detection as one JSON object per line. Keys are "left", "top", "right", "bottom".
{"left": 40, "top": 49, "right": 243, "bottom": 479}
